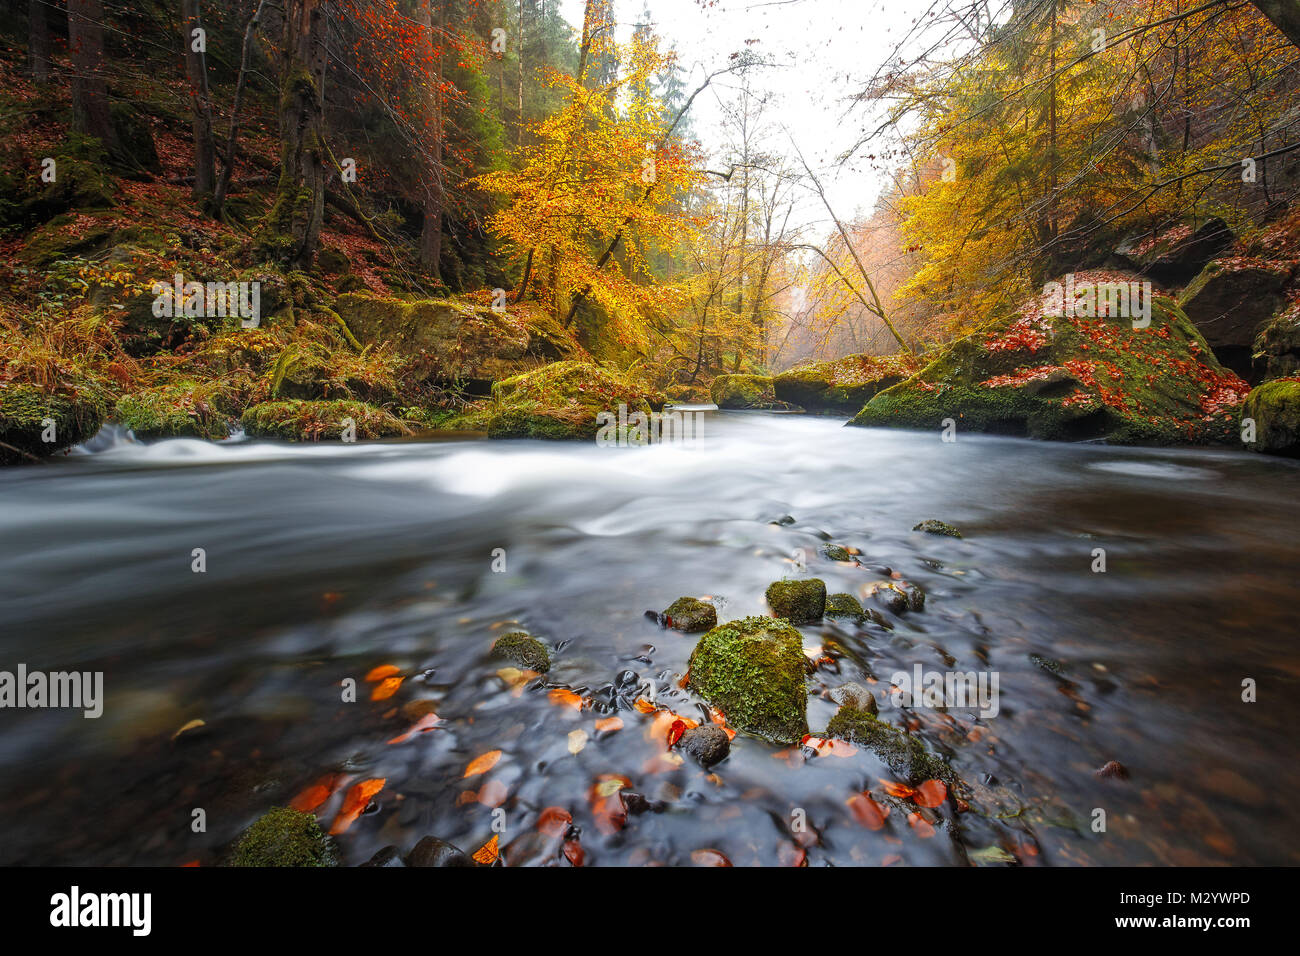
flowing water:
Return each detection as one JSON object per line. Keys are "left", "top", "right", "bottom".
{"left": 1, "top": 411, "right": 1297, "bottom": 866}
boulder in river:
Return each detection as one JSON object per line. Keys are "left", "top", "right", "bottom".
{"left": 824, "top": 592, "right": 868, "bottom": 626}
{"left": 240, "top": 399, "right": 412, "bottom": 442}
{"left": 765, "top": 578, "right": 826, "bottom": 624}
{"left": 688, "top": 617, "right": 810, "bottom": 744}
{"left": 709, "top": 374, "right": 782, "bottom": 409}
{"left": 850, "top": 272, "right": 1250, "bottom": 445}
{"left": 404, "top": 835, "right": 473, "bottom": 867}
{"left": 0, "top": 383, "right": 108, "bottom": 464}
{"left": 485, "top": 360, "right": 664, "bottom": 440}
{"left": 826, "top": 703, "right": 954, "bottom": 785}
{"left": 773, "top": 353, "right": 920, "bottom": 414}
{"left": 1242, "top": 377, "right": 1300, "bottom": 456}
{"left": 114, "top": 381, "right": 230, "bottom": 441}
{"left": 913, "top": 519, "right": 963, "bottom": 538}
{"left": 820, "top": 544, "right": 854, "bottom": 562}
{"left": 229, "top": 807, "right": 337, "bottom": 867}
{"left": 490, "top": 631, "right": 551, "bottom": 673}
{"left": 676, "top": 723, "right": 731, "bottom": 767}
{"left": 661, "top": 597, "right": 717, "bottom": 633}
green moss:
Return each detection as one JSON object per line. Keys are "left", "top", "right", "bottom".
{"left": 663, "top": 597, "right": 718, "bottom": 633}
{"left": 486, "top": 361, "right": 660, "bottom": 440}
{"left": 1242, "top": 378, "right": 1300, "bottom": 456}
{"left": 824, "top": 592, "right": 867, "bottom": 625}
{"left": 229, "top": 807, "right": 337, "bottom": 867}
{"left": 825, "top": 705, "right": 955, "bottom": 785}
{"left": 0, "top": 383, "right": 108, "bottom": 464}
{"left": 765, "top": 578, "right": 826, "bottom": 624}
{"left": 114, "top": 381, "right": 230, "bottom": 440}
{"left": 913, "top": 519, "right": 963, "bottom": 538}
{"left": 490, "top": 631, "right": 551, "bottom": 672}
{"left": 820, "top": 544, "right": 853, "bottom": 562}
{"left": 240, "top": 400, "right": 411, "bottom": 442}
{"left": 687, "top": 616, "right": 810, "bottom": 744}
{"left": 710, "top": 374, "right": 776, "bottom": 409}
{"left": 774, "top": 354, "right": 918, "bottom": 414}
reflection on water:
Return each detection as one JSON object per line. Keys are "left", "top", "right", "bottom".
{"left": 0, "top": 412, "right": 1297, "bottom": 865}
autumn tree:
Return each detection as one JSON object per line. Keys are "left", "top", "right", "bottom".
{"left": 181, "top": 0, "right": 217, "bottom": 200}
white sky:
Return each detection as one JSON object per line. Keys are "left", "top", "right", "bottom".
{"left": 556, "top": 0, "right": 936, "bottom": 237}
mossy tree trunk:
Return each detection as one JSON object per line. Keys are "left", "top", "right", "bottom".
{"left": 68, "top": 0, "right": 115, "bottom": 148}
{"left": 181, "top": 0, "right": 217, "bottom": 200}
{"left": 29, "top": 0, "right": 51, "bottom": 83}
{"left": 262, "top": 0, "right": 328, "bottom": 270}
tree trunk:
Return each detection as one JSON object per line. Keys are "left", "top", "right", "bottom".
{"left": 264, "top": 0, "right": 328, "bottom": 269}
{"left": 517, "top": 0, "right": 525, "bottom": 147}
{"left": 213, "top": 0, "right": 268, "bottom": 218}
{"left": 181, "top": 0, "right": 217, "bottom": 199}
{"left": 416, "top": 0, "right": 444, "bottom": 278}
{"left": 1252, "top": 1, "right": 1300, "bottom": 48}
{"left": 29, "top": 0, "right": 51, "bottom": 83}
{"left": 68, "top": 0, "right": 115, "bottom": 147}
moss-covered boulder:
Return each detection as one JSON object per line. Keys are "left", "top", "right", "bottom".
{"left": 774, "top": 354, "right": 920, "bottom": 414}
{"left": 229, "top": 807, "right": 337, "bottom": 867}
{"left": 851, "top": 271, "right": 1250, "bottom": 445}
{"left": 240, "top": 400, "right": 411, "bottom": 441}
{"left": 1178, "top": 257, "right": 1293, "bottom": 379}
{"left": 485, "top": 360, "right": 663, "bottom": 440}
{"left": 820, "top": 544, "right": 853, "bottom": 562}
{"left": 765, "top": 578, "right": 826, "bottom": 624}
{"left": 1254, "top": 302, "right": 1300, "bottom": 381}
{"left": 114, "top": 381, "right": 230, "bottom": 440}
{"left": 662, "top": 597, "right": 717, "bottom": 633}
{"left": 490, "top": 631, "right": 551, "bottom": 673}
{"left": 826, "top": 704, "right": 954, "bottom": 785}
{"left": 824, "top": 592, "right": 867, "bottom": 626}
{"left": 1113, "top": 218, "right": 1234, "bottom": 284}
{"left": 687, "top": 617, "right": 810, "bottom": 744}
{"left": 913, "top": 519, "right": 962, "bottom": 538}
{"left": 1242, "top": 377, "right": 1300, "bottom": 456}
{"left": 0, "top": 384, "right": 108, "bottom": 464}
{"left": 709, "top": 374, "right": 779, "bottom": 409}
{"left": 333, "top": 293, "right": 586, "bottom": 387}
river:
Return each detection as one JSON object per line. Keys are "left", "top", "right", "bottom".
{"left": 0, "top": 410, "right": 1296, "bottom": 865}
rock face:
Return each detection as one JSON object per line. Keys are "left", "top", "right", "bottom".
{"left": 851, "top": 272, "right": 1250, "bottom": 445}
{"left": 1254, "top": 304, "right": 1300, "bottom": 381}
{"left": 0, "top": 384, "right": 108, "bottom": 464}
{"left": 709, "top": 374, "right": 779, "bottom": 409}
{"left": 485, "top": 361, "right": 664, "bottom": 440}
{"left": 229, "top": 807, "right": 337, "bottom": 867}
{"left": 1177, "top": 258, "right": 1293, "bottom": 380}
{"left": 687, "top": 617, "right": 810, "bottom": 744}
{"left": 490, "top": 631, "right": 551, "bottom": 672}
{"left": 334, "top": 293, "right": 585, "bottom": 389}
{"left": 765, "top": 579, "right": 826, "bottom": 624}
{"left": 1114, "top": 218, "right": 1235, "bottom": 285}
{"left": 1242, "top": 377, "right": 1300, "bottom": 456}
{"left": 774, "top": 354, "right": 918, "bottom": 414}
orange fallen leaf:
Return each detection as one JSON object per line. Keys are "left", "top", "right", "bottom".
{"left": 472, "top": 834, "right": 499, "bottom": 865}
{"left": 329, "top": 778, "right": 386, "bottom": 835}
{"left": 387, "top": 712, "right": 442, "bottom": 744}
{"left": 478, "top": 779, "right": 509, "bottom": 808}
{"left": 594, "top": 716, "right": 624, "bottom": 733}
{"left": 907, "top": 812, "right": 936, "bottom": 838}
{"left": 667, "top": 719, "right": 687, "bottom": 747}
{"left": 803, "top": 736, "right": 858, "bottom": 757}
{"left": 464, "top": 750, "right": 502, "bottom": 778}
{"left": 847, "top": 792, "right": 890, "bottom": 830}
{"left": 690, "top": 848, "right": 733, "bottom": 867}
{"left": 880, "top": 780, "right": 917, "bottom": 799}
{"left": 289, "top": 773, "right": 348, "bottom": 814}
{"left": 536, "top": 806, "right": 572, "bottom": 837}
{"left": 563, "top": 839, "right": 585, "bottom": 866}
{"left": 548, "top": 688, "right": 584, "bottom": 711}
{"left": 915, "top": 779, "right": 948, "bottom": 808}
{"left": 633, "top": 697, "right": 657, "bottom": 714}
{"left": 881, "top": 853, "right": 903, "bottom": 866}
{"left": 370, "top": 676, "right": 404, "bottom": 701}
{"left": 364, "top": 664, "right": 401, "bottom": 682}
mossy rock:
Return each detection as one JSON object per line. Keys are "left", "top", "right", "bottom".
{"left": 824, "top": 592, "right": 867, "bottom": 626}
{"left": 913, "top": 519, "right": 962, "bottom": 538}
{"left": 316, "top": 245, "right": 351, "bottom": 276}
{"left": 774, "top": 354, "right": 919, "bottom": 414}
{"left": 108, "top": 103, "right": 162, "bottom": 175}
{"left": 114, "top": 381, "right": 230, "bottom": 440}
{"left": 228, "top": 807, "right": 337, "bottom": 867}
{"left": 710, "top": 373, "right": 777, "bottom": 409}
{"left": 1254, "top": 305, "right": 1300, "bottom": 381}
{"left": 662, "top": 597, "right": 717, "bottom": 633}
{"left": 486, "top": 361, "right": 661, "bottom": 440}
{"left": 240, "top": 400, "right": 411, "bottom": 442}
{"left": 765, "top": 578, "right": 826, "bottom": 624}
{"left": 1178, "top": 257, "right": 1291, "bottom": 379}
{"left": 820, "top": 544, "right": 853, "bottom": 562}
{"left": 851, "top": 274, "right": 1249, "bottom": 445}
{"left": 0, "top": 384, "right": 108, "bottom": 464}
{"left": 490, "top": 631, "right": 551, "bottom": 673}
{"left": 1242, "top": 378, "right": 1300, "bottom": 456}
{"left": 20, "top": 212, "right": 118, "bottom": 268}
{"left": 687, "top": 616, "right": 810, "bottom": 744}
{"left": 826, "top": 704, "right": 955, "bottom": 785}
